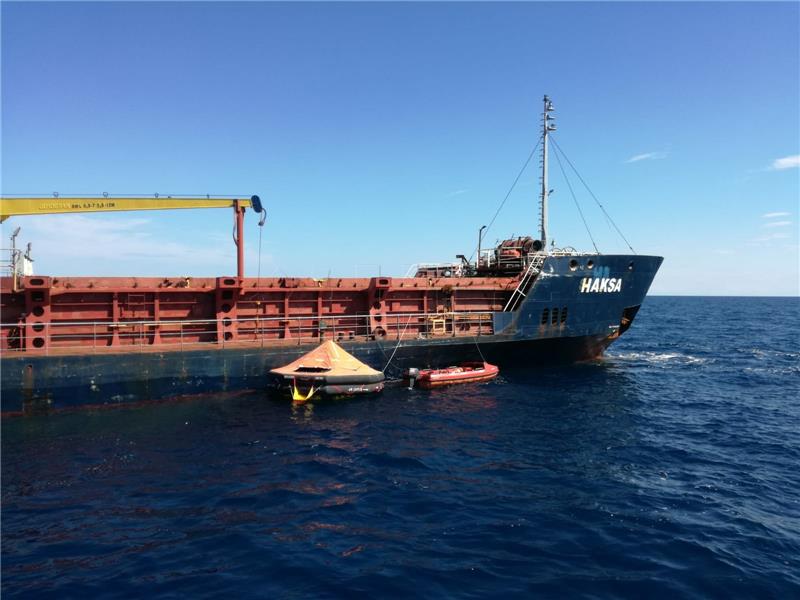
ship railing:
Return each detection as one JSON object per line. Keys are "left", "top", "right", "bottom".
{"left": 405, "top": 262, "right": 465, "bottom": 278}
{"left": 548, "top": 247, "right": 599, "bottom": 256}
{"left": 0, "top": 247, "right": 19, "bottom": 277}
{"left": 477, "top": 250, "right": 495, "bottom": 269}
{"left": 0, "top": 310, "right": 496, "bottom": 354}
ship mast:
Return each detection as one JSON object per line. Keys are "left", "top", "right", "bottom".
{"left": 540, "top": 95, "right": 555, "bottom": 249}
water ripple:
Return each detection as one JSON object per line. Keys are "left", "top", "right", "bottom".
{"left": 3, "top": 297, "right": 800, "bottom": 597}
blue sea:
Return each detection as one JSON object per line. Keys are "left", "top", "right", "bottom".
{"left": 2, "top": 296, "right": 799, "bottom": 598}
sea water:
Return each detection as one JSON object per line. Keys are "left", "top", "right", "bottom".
{"left": 2, "top": 297, "right": 799, "bottom": 597}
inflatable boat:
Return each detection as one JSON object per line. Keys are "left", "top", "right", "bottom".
{"left": 405, "top": 361, "right": 499, "bottom": 389}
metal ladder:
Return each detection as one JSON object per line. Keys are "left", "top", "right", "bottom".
{"left": 503, "top": 253, "right": 546, "bottom": 312}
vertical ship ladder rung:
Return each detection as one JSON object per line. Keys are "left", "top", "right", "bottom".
{"left": 503, "top": 253, "right": 545, "bottom": 312}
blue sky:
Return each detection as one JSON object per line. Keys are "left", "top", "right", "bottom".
{"left": 2, "top": 1, "right": 798, "bottom": 295}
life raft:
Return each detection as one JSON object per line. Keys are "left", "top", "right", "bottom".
{"left": 405, "top": 361, "right": 499, "bottom": 389}
{"left": 270, "top": 340, "right": 385, "bottom": 401}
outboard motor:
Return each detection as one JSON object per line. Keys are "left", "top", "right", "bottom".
{"left": 405, "top": 367, "right": 420, "bottom": 390}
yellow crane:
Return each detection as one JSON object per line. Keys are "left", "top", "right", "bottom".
{"left": 0, "top": 195, "right": 265, "bottom": 279}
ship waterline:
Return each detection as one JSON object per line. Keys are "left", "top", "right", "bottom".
{"left": 1, "top": 254, "right": 663, "bottom": 413}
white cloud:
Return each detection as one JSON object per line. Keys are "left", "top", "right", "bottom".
{"left": 761, "top": 221, "right": 793, "bottom": 228}
{"left": 7, "top": 214, "right": 258, "bottom": 275}
{"left": 762, "top": 212, "right": 791, "bottom": 218}
{"left": 770, "top": 155, "right": 800, "bottom": 170}
{"left": 748, "top": 232, "right": 791, "bottom": 244}
{"left": 624, "top": 151, "right": 667, "bottom": 163}
{"left": 445, "top": 189, "right": 470, "bottom": 198}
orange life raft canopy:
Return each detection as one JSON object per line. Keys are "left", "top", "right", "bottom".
{"left": 270, "top": 341, "right": 385, "bottom": 400}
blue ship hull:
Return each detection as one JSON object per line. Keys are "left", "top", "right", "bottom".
{"left": 1, "top": 255, "right": 662, "bottom": 414}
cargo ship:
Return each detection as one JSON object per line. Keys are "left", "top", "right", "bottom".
{"left": 0, "top": 97, "right": 663, "bottom": 414}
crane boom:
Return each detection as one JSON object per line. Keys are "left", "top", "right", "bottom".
{"left": 0, "top": 195, "right": 265, "bottom": 279}
{"left": 0, "top": 196, "right": 256, "bottom": 222}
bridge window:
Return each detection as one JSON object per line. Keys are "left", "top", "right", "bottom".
{"left": 541, "top": 308, "right": 549, "bottom": 325}
{"left": 561, "top": 307, "right": 568, "bottom": 324}
{"left": 551, "top": 307, "right": 559, "bottom": 324}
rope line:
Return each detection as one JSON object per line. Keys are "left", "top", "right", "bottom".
{"left": 470, "top": 134, "right": 543, "bottom": 262}
{"left": 474, "top": 337, "right": 487, "bottom": 363}
{"left": 550, "top": 135, "right": 619, "bottom": 245}
{"left": 257, "top": 225, "right": 263, "bottom": 285}
{"left": 549, "top": 136, "right": 637, "bottom": 254}
{"left": 551, "top": 143, "right": 599, "bottom": 253}
{"left": 382, "top": 317, "right": 414, "bottom": 373}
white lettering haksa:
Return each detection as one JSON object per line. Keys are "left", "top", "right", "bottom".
{"left": 580, "top": 278, "right": 622, "bottom": 293}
